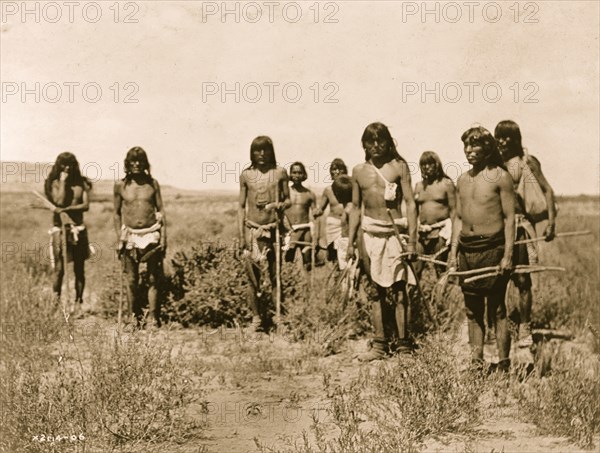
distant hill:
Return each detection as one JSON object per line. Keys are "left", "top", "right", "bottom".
{"left": 0, "top": 161, "right": 236, "bottom": 199}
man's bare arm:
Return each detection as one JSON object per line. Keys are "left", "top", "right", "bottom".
{"left": 153, "top": 180, "right": 167, "bottom": 250}
{"left": 51, "top": 180, "right": 67, "bottom": 208}
{"left": 59, "top": 188, "right": 90, "bottom": 213}
{"left": 238, "top": 173, "right": 248, "bottom": 249}
{"left": 414, "top": 182, "right": 421, "bottom": 217}
{"left": 446, "top": 179, "right": 457, "bottom": 223}
{"left": 528, "top": 157, "right": 557, "bottom": 240}
{"left": 448, "top": 178, "right": 463, "bottom": 268}
{"left": 113, "top": 182, "right": 123, "bottom": 240}
{"left": 399, "top": 161, "right": 417, "bottom": 252}
{"left": 346, "top": 168, "right": 362, "bottom": 259}
{"left": 313, "top": 188, "right": 330, "bottom": 217}
{"left": 278, "top": 168, "right": 291, "bottom": 210}
{"left": 309, "top": 190, "right": 317, "bottom": 220}
{"left": 499, "top": 171, "right": 516, "bottom": 271}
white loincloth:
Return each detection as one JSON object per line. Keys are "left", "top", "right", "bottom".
{"left": 334, "top": 237, "right": 349, "bottom": 270}
{"left": 121, "top": 221, "right": 161, "bottom": 250}
{"left": 326, "top": 216, "right": 343, "bottom": 246}
{"left": 361, "top": 215, "right": 416, "bottom": 288}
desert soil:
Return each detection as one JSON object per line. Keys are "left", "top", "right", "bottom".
{"left": 67, "top": 311, "right": 591, "bottom": 453}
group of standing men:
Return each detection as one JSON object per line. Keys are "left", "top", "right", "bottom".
{"left": 45, "top": 119, "right": 556, "bottom": 370}
{"left": 45, "top": 147, "right": 166, "bottom": 327}
{"left": 238, "top": 120, "right": 556, "bottom": 368}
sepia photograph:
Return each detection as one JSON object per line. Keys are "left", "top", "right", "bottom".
{"left": 1, "top": 1, "right": 599, "bottom": 452}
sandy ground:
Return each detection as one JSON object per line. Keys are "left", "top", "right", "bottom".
{"left": 65, "top": 310, "right": 593, "bottom": 453}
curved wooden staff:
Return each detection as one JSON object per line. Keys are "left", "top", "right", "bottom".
{"left": 32, "top": 191, "right": 73, "bottom": 316}
{"left": 463, "top": 265, "right": 565, "bottom": 284}
{"left": 386, "top": 209, "right": 439, "bottom": 329}
{"left": 59, "top": 213, "right": 72, "bottom": 316}
{"left": 514, "top": 230, "right": 591, "bottom": 245}
{"left": 274, "top": 182, "right": 282, "bottom": 328}
{"left": 420, "top": 231, "right": 590, "bottom": 268}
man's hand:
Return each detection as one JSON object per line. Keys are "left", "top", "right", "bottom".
{"left": 544, "top": 223, "right": 556, "bottom": 242}
{"left": 59, "top": 167, "right": 69, "bottom": 181}
{"left": 346, "top": 243, "right": 355, "bottom": 262}
{"left": 53, "top": 207, "right": 63, "bottom": 214}
{"left": 331, "top": 204, "right": 344, "bottom": 217}
{"left": 499, "top": 256, "right": 513, "bottom": 274}
{"left": 419, "top": 224, "right": 432, "bottom": 233}
{"left": 313, "top": 208, "right": 323, "bottom": 218}
{"left": 115, "top": 241, "right": 125, "bottom": 258}
{"left": 265, "top": 201, "right": 285, "bottom": 211}
{"left": 447, "top": 255, "right": 458, "bottom": 272}
{"left": 239, "top": 238, "right": 248, "bottom": 254}
{"left": 404, "top": 243, "right": 418, "bottom": 262}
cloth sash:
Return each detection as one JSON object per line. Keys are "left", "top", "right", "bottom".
{"left": 121, "top": 220, "right": 162, "bottom": 250}
{"left": 244, "top": 219, "right": 278, "bottom": 262}
{"left": 283, "top": 222, "right": 313, "bottom": 253}
{"left": 419, "top": 217, "right": 452, "bottom": 245}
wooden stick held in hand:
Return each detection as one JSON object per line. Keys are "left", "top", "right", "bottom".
{"left": 463, "top": 266, "right": 566, "bottom": 284}
{"left": 514, "top": 231, "right": 591, "bottom": 245}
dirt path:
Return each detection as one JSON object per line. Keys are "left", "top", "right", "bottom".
{"left": 66, "top": 315, "right": 592, "bottom": 453}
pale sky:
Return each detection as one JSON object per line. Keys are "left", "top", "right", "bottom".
{"left": 1, "top": 0, "right": 599, "bottom": 194}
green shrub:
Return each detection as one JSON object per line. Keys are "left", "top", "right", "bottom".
{"left": 163, "top": 244, "right": 251, "bottom": 327}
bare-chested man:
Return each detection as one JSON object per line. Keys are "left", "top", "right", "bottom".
{"left": 284, "top": 162, "right": 317, "bottom": 269}
{"left": 414, "top": 151, "right": 456, "bottom": 277}
{"left": 238, "top": 136, "right": 290, "bottom": 331}
{"left": 114, "top": 147, "right": 167, "bottom": 328}
{"left": 346, "top": 122, "right": 418, "bottom": 361}
{"left": 495, "top": 120, "right": 557, "bottom": 348}
{"left": 314, "top": 158, "right": 348, "bottom": 263}
{"left": 447, "top": 126, "right": 515, "bottom": 372}
{"left": 45, "top": 152, "right": 92, "bottom": 315}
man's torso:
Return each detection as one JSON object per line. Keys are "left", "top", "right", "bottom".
{"left": 52, "top": 181, "right": 85, "bottom": 225}
{"left": 457, "top": 169, "right": 504, "bottom": 236}
{"left": 287, "top": 185, "right": 312, "bottom": 225}
{"left": 243, "top": 167, "right": 282, "bottom": 225}
{"left": 355, "top": 161, "right": 403, "bottom": 221}
{"left": 118, "top": 179, "right": 158, "bottom": 229}
{"left": 416, "top": 179, "right": 450, "bottom": 225}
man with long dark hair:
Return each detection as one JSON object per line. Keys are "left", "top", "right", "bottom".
{"left": 238, "top": 136, "right": 290, "bottom": 331}
{"left": 45, "top": 152, "right": 91, "bottom": 314}
{"left": 114, "top": 147, "right": 167, "bottom": 328}
{"left": 494, "top": 120, "right": 557, "bottom": 348}
{"left": 414, "top": 151, "right": 456, "bottom": 277}
{"left": 447, "top": 126, "right": 515, "bottom": 372}
{"left": 346, "top": 122, "right": 418, "bottom": 361}
{"left": 314, "top": 158, "right": 349, "bottom": 264}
